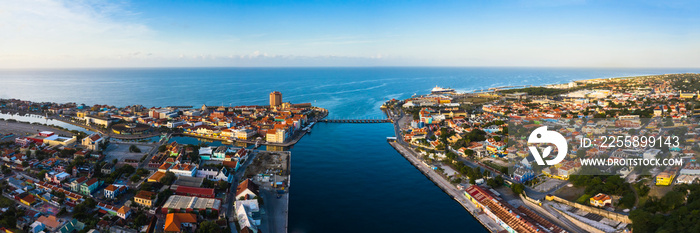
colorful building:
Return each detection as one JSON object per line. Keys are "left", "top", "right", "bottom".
{"left": 104, "top": 184, "right": 127, "bottom": 199}
{"left": 590, "top": 193, "right": 612, "bottom": 207}
{"left": 80, "top": 178, "right": 102, "bottom": 196}
{"left": 656, "top": 171, "right": 675, "bottom": 186}
{"left": 134, "top": 190, "right": 157, "bottom": 208}
{"left": 164, "top": 213, "right": 197, "bottom": 233}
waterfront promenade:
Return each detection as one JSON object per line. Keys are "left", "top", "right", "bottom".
{"left": 179, "top": 127, "right": 308, "bottom": 147}
{"left": 388, "top": 141, "right": 504, "bottom": 233}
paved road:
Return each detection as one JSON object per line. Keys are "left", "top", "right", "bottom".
{"left": 134, "top": 134, "right": 168, "bottom": 170}
{"left": 226, "top": 150, "right": 258, "bottom": 220}
{"left": 259, "top": 188, "right": 288, "bottom": 233}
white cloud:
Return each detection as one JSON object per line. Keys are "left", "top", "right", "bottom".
{"left": 0, "top": 0, "right": 698, "bottom": 68}
{"left": 0, "top": 0, "right": 154, "bottom": 67}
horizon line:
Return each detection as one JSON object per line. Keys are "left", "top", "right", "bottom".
{"left": 1, "top": 65, "right": 700, "bottom": 70}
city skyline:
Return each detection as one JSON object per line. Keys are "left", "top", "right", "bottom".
{"left": 2, "top": 0, "right": 700, "bottom": 68}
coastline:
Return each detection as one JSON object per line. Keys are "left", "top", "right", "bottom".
{"left": 387, "top": 141, "right": 503, "bottom": 233}
{"left": 0, "top": 107, "right": 330, "bottom": 146}
{"left": 175, "top": 129, "right": 308, "bottom": 147}
{"left": 176, "top": 107, "right": 328, "bottom": 147}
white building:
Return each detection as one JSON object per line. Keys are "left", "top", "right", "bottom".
{"left": 236, "top": 199, "right": 261, "bottom": 232}
{"left": 197, "top": 166, "right": 234, "bottom": 183}
{"left": 183, "top": 110, "right": 202, "bottom": 117}
{"left": 82, "top": 133, "right": 104, "bottom": 151}
{"left": 167, "top": 121, "right": 187, "bottom": 128}
{"left": 29, "top": 221, "right": 45, "bottom": 233}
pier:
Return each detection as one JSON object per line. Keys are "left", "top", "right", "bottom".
{"left": 320, "top": 119, "right": 392, "bottom": 123}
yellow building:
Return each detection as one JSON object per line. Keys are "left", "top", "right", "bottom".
{"left": 656, "top": 172, "right": 674, "bottom": 186}
{"left": 76, "top": 111, "right": 87, "bottom": 119}
{"left": 589, "top": 193, "right": 612, "bottom": 207}
{"left": 20, "top": 194, "right": 36, "bottom": 206}
{"left": 147, "top": 171, "right": 166, "bottom": 183}
{"left": 266, "top": 128, "right": 287, "bottom": 143}
{"left": 680, "top": 92, "right": 695, "bottom": 99}
{"left": 134, "top": 190, "right": 157, "bottom": 208}
{"left": 542, "top": 167, "right": 569, "bottom": 180}
{"left": 235, "top": 128, "right": 257, "bottom": 140}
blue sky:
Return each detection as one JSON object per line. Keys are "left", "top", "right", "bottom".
{"left": 1, "top": 0, "right": 699, "bottom": 68}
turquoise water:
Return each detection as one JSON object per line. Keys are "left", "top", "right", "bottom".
{"left": 2, "top": 67, "right": 699, "bottom": 232}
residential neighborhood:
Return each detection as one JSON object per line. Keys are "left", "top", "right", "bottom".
{"left": 0, "top": 92, "right": 303, "bottom": 233}
{"left": 384, "top": 74, "right": 700, "bottom": 233}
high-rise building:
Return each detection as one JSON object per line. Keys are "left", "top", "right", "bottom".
{"left": 270, "top": 91, "right": 282, "bottom": 106}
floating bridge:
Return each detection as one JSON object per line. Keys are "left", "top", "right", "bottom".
{"left": 321, "top": 119, "right": 392, "bottom": 123}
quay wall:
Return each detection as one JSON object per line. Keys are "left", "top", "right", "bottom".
{"left": 548, "top": 195, "right": 631, "bottom": 224}
{"left": 388, "top": 141, "right": 499, "bottom": 233}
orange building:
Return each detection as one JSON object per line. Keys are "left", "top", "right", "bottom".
{"left": 164, "top": 213, "right": 197, "bottom": 232}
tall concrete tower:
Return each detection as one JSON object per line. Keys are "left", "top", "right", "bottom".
{"left": 270, "top": 91, "right": 282, "bottom": 106}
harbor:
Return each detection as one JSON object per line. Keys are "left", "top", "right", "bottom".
{"left": 387, "top": 141, "right": 503, "bottom": 233}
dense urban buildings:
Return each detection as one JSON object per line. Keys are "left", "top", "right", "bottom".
{"left": 383, "top": 74, "right": 700, "bottom": 233}
{"left": 0, "top": 92, "right": 303, "bottom": 233}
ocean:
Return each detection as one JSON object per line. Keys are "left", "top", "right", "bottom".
{"left": 2, "top": 67, "right": 699, "bottom": 232}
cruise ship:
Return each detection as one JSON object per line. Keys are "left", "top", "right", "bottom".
{"left": 431, "top": 85, "right": 456, "bottom": 94}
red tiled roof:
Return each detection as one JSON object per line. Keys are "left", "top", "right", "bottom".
{"left": 223, "top": 161, "right": 238, "bottom": 169}
{"left": 135, "top": 190, "right": 156, "bottom": 200}
{"left": 175, "top": 186, "right": 215, "bottom": 197}
{"left": 105, "top": 185, "right": 117, "bottom": 192}
{"left": 74, "top": 177, "right": 88, "bottom": 184}
{"left": 89, "top": 134, "right": 102, "bottom": 142}
{"left": 159, "top": 163, "right": 172, "bottom": 170}
{"left": 236, "top": 179, "right": 259, "bottom": 197}
{"left": 85, "top": 178, "right": 98, "bottom": 186}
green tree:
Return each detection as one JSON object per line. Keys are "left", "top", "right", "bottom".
{"left": 38, "top": 169, "right": 48, "bottom": 179}
{"left": 134, "top": 213, "right": 148, "bottom": 227}
{"left": 161, "top": 172, "right": 177, "bottom": 185}
{"left": 136, "top": 168, "right": 150, "bottom": 177}
{"left": 197, "top": 221, "right": 220, "bottom": 233}
{"left": 217, "top": 180, "right": 229, "bottom": 190}
{"left": 129, "top": 145, "right": 141, "bottom": 153}
{"left": 140, "top": 182, "right": 152, "bottom": 191}
{"left": 511, "top": 183, "right": 525, "bottom": 195}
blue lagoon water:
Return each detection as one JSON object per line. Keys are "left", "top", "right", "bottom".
{"left": 2, "top": 67, "right": 699, "bottom": 232}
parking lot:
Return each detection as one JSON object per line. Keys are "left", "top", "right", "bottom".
{"left": 533, "top": 177, "right": 566, "bottom": 192}
{"left": 0, "top": 120, "right": 74, "bottom": 137}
